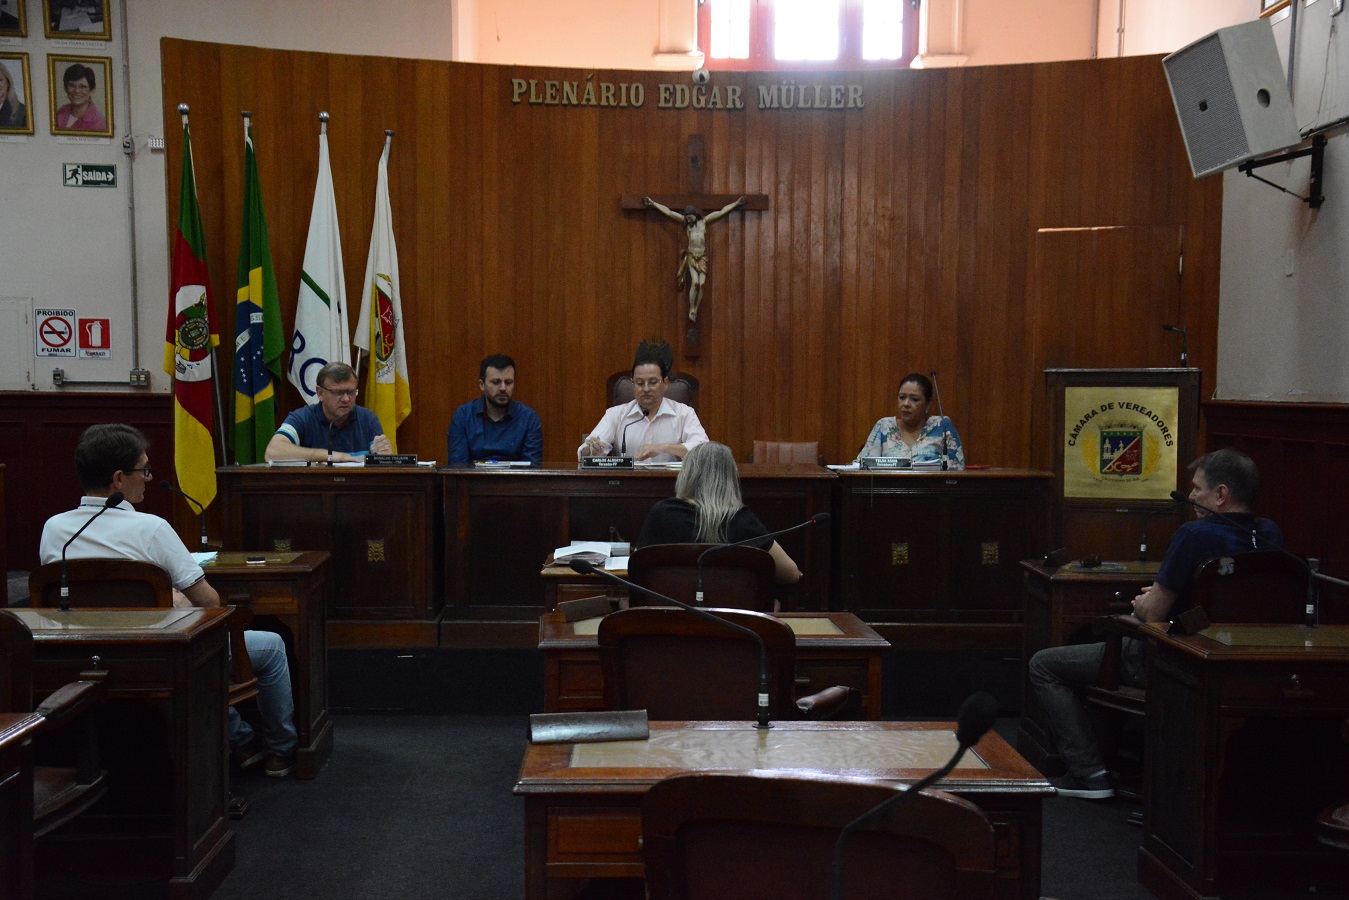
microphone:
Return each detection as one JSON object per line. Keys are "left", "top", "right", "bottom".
{"left": 161, "top": 480, "right": 208, "bottom": 550}
{"left": 567, "top": 558, "right": 774, "bottom": 729}
{"left": 59, "top": 491, "right": 125, "bottom": 612}
{"left": 325, "top": 420, "right": 336, "bottom": 466}
{"left": 829, "top": 692, "right": 998, "bottom": 900}
{"left": 620, "top": 410, "right": 646, "bottom": 457}
{"left": 1162, "top": 324, "right": 1188, "bottom": 366}
{"left": 695, "top": 513, "right": 831, "bottom": 605}
{"left": 929, "top": 370, "right": 949, "bottom": 470}
{"left": 1169, "top": 490, "right": 1261, "bottom": 550}
{"left": 1138, "top": 499, "right": 1183, "bottom": 563}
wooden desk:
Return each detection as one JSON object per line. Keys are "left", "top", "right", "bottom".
{"left": 538, "top": 611, "right": 890, "bottom": 719}
{"left": 1016, "top": 559, "right": 1158, "bottom": 773}
{"left": 217, "top": 465, "right": 441, "bottom": 645}
{"left": 1140, "top": 624, "right": 1349, "bottom": 900}
{"left": 835, "top": 468, "right": 1053, "bottom": 651}
{"left": 17, "top": 607, "right": 233, "bottom": 900}
{"left": 515, "top": 720, "right": 1050, "bottom": 900}
{"left": 205, "top": 551, "right": 333, "bottom": 780}
{"left": 0, "top": 712, "right": 42, "bottom": 900}
{"left": 443, "top": 464, "right": 836, "bottom": 646}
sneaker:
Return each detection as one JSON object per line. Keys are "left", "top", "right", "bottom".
{"left": 231, "top": 738, "right": 266, "bottom": 771}
{"left": 1050, "top": 772, "right": 1114, "bottom": 800}
{"left": 263, "top": 754, "right": 295, "bottom": 778}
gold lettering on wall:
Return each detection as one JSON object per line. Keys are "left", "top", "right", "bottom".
{"left": 511, "top": 77, "right": 857, "bottom": 111}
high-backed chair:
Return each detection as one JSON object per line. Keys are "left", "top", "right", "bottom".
{"left": 29, "top": 559, "right": 259, "bottom": 706}
{"left": 642, "top": 771, "right": 997, "bottom": 900}
{"left": 748, "top": 440, "right": 822, "bottom": 465}
{"left": 607, "top": 370, "right": 700, "bottom": 409}
{"left": 628, "top": 543, "right": 777, "bottom": 613}
{"left": 597, "top": 606, "right": 857, "bottom": 721}
{"left": 0, "top": 609, "right": 107, "bottom": 899}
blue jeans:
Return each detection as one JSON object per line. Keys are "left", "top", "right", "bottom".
{"left": 1028, "top": 638, "right": 1146, "bottom": 780}
{"left": 229, "top": 629, "right": 298, "bottom": 756}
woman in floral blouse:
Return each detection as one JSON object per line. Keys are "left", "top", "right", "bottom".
{"left": 854, "top": 373, "right": 965, "bottom": 469}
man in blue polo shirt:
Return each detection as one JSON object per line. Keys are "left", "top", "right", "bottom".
{"left": 447, "top": 354, "right": 543, "bottom": 465}
{"left": 265, "top": 362, "right": 392, "bottom": 463}
{"left": 1030, "top": 448, "right": 1283, "bottom": 800}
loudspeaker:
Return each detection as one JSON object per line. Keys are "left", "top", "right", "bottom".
{"left": 1163, "top": 19, "right": 1301, "bottom": 179}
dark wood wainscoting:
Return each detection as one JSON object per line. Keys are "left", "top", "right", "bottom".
{"left": 1203, "top": 400, "right": 1349, "bottom": 584}
{"left": 0, "top": 391, "right": 174, "bottom": 571}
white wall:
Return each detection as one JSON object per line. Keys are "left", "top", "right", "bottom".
{"left": 1216, "top": 0, "right": 1349, "bottom": 401}
{"left": 1103, "top": 0, "right": 1252, "bottom": 58}
{"left": 0, "top": 0, "right": 455, "bottom": 393}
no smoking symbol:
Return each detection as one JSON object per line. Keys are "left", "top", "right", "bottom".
{"left": 40, "top": 317, "right": 73, "bottom": 348}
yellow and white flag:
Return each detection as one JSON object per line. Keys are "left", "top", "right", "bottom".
{"left": 354, "top": 133, "right": 411, "bottom": 450}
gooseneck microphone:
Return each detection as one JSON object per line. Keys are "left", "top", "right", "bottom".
{"left": 929, "top": 370, "right": 949, "bottom": 470}
{"left": 60, "top": 491, "right": 125, "bottom": 612}
{"left": 1138, "top": 499, "right": 1183, "bottom": 563}
{"left": 1162, "top": 324, "right": 1188, "bottom": 366}
{"left": 567, "top": 558, "right": 774, "bottom": 730}
{"left": 829, "top": 692, "right": 998, "bottom": 900}
{"left": 161, "top": 480, "right": 208, "bottom": 549}
{"left": 695, "top": 513, "right": 831, "bottom": 605}
{"left": 1169, "top": 490, "right": 1260, "bottom": 549}
{"left": 620, "top": 415, "right": 643, "bottom": 457}
{"left": 325, "top": 420, "right": 337, "bottom": 466}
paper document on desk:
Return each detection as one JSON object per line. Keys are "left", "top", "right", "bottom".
{"left": 192, "top": 552, "right": 219, "bottom": 565}
{"left": 606, "top": 556, "right": 629, "bottom": 571}
{"left": 553, "top": 541, "right": 611, "bottom": 566}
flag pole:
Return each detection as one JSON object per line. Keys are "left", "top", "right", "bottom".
{"left": 181, "top": 102, "right": 229, "bottom": 472}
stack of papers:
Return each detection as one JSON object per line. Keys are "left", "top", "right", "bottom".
{"left": 553, "top": 541, "right": 611, "bottom": 567}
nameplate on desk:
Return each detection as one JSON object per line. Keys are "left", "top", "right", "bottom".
{"left": 580, "top": 457, "right": 634, "bottom": 469}
{"left": 859, "top": 456, "right": 910, "bottom": 470}
{"left": 364, "top": 454, "right": 419, "bottom": 467}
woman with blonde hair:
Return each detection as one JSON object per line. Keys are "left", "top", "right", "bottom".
{"left": 636, "top": 441, "right": 801, "bottom": 584}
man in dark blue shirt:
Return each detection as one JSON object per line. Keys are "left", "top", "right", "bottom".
{"left": 265, "top": 362, "right": 391, "bottom": 463}
{"left": 447, "top": 354, "right": 543, "bottom": 466}
{"left": 1030, "top": 448, "right": 1283, "bottom": 799}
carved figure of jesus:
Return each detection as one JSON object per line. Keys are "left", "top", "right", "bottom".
{"left": 643, "top": 195, "right": 744, "bottom": 322}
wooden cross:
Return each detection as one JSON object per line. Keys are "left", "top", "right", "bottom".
{"left": 622, "top": 134, "right": 769, "bottom": 358}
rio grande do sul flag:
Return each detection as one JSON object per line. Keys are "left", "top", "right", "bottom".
{"left": 163, "top": 117, "right": 219, "bottom": 507}
{"left": 287, "top": 118, "right": 348, "bottom": 403}
{"left": 354, "top": 134, "right": 410, "bottom": 451}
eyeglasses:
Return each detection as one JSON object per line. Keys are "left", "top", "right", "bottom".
{"left": 633, "top": 379, "right": 664, "bottom": 390}
{"left": 320, "top": 386, "right": 359, "bottom": 399}
{"left": 126, "top": 465, "right": 152, "bottom": 479}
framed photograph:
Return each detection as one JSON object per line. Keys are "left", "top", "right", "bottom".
{"left": 48, "top": 53, "right": 111, "bottom": 137}
{"left": 1260, "top": 0, "right": 1292, "bottom": 16}
{"left": 0, "top": 53, "right": 33, "bottom": 134}
{"left": 43, "top": 0, "right": 109, "bottom": 40}
{"left": 0, "top": 0, "right": 27, "bottom": 38}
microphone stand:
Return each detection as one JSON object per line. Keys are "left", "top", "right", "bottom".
{"left": 695, "top": 513, "right": 830, "bottom": 605}
{"left": 829, "top": 692, "right": 998, "bottom": 900}
{"left": 620, "top": 414, "right": 643, "bottom": 457}
{"left": 568, "top": 559, "right": 774, "bottom": 729}
{"left": 929, "top": 370, "right": 948, "bottom": 470}
{"left": 161, "top": 480, "right": 208, "bottom": 549}
{"left": 1162, "top": 324, "right": 1188, "bottom": 367}
{"left": 59, "top": 491, "right": 125, "bottom": 612}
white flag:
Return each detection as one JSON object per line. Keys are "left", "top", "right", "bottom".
{"left": 288, "top": 127, "right": 348, "bottom": 403}
{"left": 354, "top": 135, "right": 411, "bottom": 450}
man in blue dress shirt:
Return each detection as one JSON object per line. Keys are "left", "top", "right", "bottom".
{"left": 447, "top": 354, "right": 543, "bottom": 466}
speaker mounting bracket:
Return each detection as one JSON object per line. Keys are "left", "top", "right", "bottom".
{"left": 1237, "top": 134, "right": 1326, "bottom": 208}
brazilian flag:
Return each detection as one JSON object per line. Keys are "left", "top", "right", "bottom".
{"left": 232, "top": 118, "right": 284, "bottom": 464}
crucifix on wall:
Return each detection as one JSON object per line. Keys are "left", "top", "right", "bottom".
{"left": 622, "top": 134, "right": 769, "bottom": 357}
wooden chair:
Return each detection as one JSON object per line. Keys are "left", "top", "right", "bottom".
{"left": 29, "top": 559, "right": 259, "bottom": 706}
{"left": 642, "top": 771, "right": 997, "bottom": 900}
{"left": 748, "top": 440, "right": 822, "bottom": 465}
{"left": 0, "top": 609, "right": 107, "bottom": 899}
{"left": 597, "top": 606, "right": 857, "bottom": 721}
{"left": 628, "top": 543, "right": 777, "bottom": 613}
{"left": 607, "top": 370, "right": 700, "bottom": 409}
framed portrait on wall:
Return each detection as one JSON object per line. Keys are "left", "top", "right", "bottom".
{"left": 43, "top": 0, "right": 110, "bottom": 40}
{"left": 0, "top": 0, "right": 27, "bottom": 38}
{"left": 1260, "top": 0, "right": 1292, "bottom": 17}
{"left": 48, "top": 53, "right": 111, "bottom": 137}
{"left": 0, "top": 53, "right": 33, "bottom": 134}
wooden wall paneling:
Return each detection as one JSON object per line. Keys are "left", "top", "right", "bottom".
{"left": 159, "top": 41, "right": 1221, "bottom": 476}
